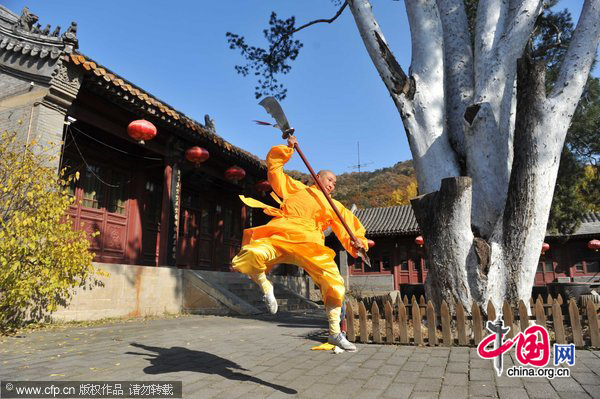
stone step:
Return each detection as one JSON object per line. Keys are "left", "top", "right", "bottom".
{"left": 253, "top": 300, "right": 316, "bottom": 312}
{"left": 248, "top": 298, "right": 309, "bottom": 306}
{"left": 226, "top": 287, "right": 305, "bottom": 298}
{"left": 190, "top": 270, "right": 318, "bottom": 315}
{"left": 226, "top": 283, "right": 261, "bottom": 291}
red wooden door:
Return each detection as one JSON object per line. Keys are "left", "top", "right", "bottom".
{"left": 535, "top": 256, "right": 555, "bottom": 285}
{"left": 177, "top": 207, "right": 199, "bottom": 268}
{"left": 177, "top": 190, "right": 216, "bottom": 269}
{"left": 140, "top": 177, "right": 162, "bottom": 265}
{"left": 196, "top": 199, "right": 214, "bottom": 269}
{"left": 397, "top": 260, "right": 410, "bottom": 285}
{"left": 213, "top": 203, "right": 242, "bottom": 271}
{"left": 66, "top": 162, "right": 130, "bottom": 263}
{"left": 178, "top": 190, "right": 200, "bottom": 268}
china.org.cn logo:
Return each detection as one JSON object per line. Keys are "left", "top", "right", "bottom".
{"left": 477, "top": 317, "right": 575, "bottom": 379}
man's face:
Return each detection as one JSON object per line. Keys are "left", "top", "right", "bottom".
{"left": 317, "top": 172, "right": 337, "bottom": 195}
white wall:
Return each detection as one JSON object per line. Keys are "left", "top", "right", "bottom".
{"left": 52, "top": 263, "right": 183, "bottom": 322}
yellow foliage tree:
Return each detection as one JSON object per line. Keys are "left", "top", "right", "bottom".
{"left": 0, "top": 131, "right": 104, "bottom": 331}
{"left": 389, "top": 180, "right": 418, "bottom": 206}
{"left": 581, "top": 165, "right": 599, "bottom": 212}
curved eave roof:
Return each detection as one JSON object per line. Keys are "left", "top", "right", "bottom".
{"left": 65, "top": 53, "right": 266, "bottom": 171}
{"left": 355, "top": 205, "right": 420, "bottom": 236}
{"left": 546, "top": 212, "right": 600, "bottom": 238}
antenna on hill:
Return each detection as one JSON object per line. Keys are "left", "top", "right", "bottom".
{"left": 348, "top": 142, "right": 373, "bottom": 173}
{"left": 348, "top": 142, "right": 373, "bottom": 206}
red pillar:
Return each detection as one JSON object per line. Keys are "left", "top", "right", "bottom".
{"left": 158, "top": 162, "right": 173, "bottom": 265}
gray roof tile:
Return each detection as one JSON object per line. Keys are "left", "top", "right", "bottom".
{"left": 356, "top": 206, "right": 600, "bottom": 238}
{"left": 547, "top": 212, "right": 600, "bottom": 237}
{"left": 355, "top": 205, "right": 420, "bottom": 236}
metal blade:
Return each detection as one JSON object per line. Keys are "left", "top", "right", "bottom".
{"left": 259, "top": 96, "right": 291, "bottom": 133}
{"left": 359, "top": 248, "right": 371, "bottom": 268}
{"left": 253, "top": 120, "right": 273, "bottom": 126}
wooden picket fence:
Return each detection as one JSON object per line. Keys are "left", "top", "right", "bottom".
{"left": 345, "top": 294, "right": 600, "bottom": 348}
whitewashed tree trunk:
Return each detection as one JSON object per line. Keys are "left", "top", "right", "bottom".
{"left": 348, "top": 0, "right": 600, "bottom": 312}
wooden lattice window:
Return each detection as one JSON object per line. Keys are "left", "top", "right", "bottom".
{"left": 107, "top": 173, "right": 128, "bottom": 215}
{"left": 144, "top": 180, "right": 163, "bottom": 224}
{"left": 585, "top": 260, "right": 599, "bottom": 273}
{"left": 200, "top": 206, "right": 211, "bottom": 234}
{"left": 82, "top": 164, "right": 104, "bottom": 209}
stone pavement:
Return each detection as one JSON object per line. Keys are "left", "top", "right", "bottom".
{"left": 1, "top": 310, "right": 599, "bottom": 399}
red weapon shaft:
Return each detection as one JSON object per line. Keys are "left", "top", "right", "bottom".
{"left": 292, "top": 143, "right": 362, "bottom": 248}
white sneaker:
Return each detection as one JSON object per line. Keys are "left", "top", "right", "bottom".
{"left": 328, "top": 333, "right": 357, "bottom": 351}
{"left": 263, "top": 287, "right": 278, "bottom": 314}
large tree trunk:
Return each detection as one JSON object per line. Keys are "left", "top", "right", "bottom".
{"left": 487, "top": 57, "right": 558, "bottom": 309}
{"left": 349, "top": 0, "right": 600, "bottom": 313}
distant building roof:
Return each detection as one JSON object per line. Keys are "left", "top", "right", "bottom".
{"left": 356, "top": 205, "right": 600, "bottom": 238}
{"left": 355, "top": 205, "right": 420, "bottom": 236}
{"left": 547, "top": 212, "right": 600, "bottom": 238}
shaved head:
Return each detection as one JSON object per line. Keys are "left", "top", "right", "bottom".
{"left": 317, "top": 170, "right": 335, "bottom": 178}
{"left": 316, "top": 170, "right": 337, "bottom": 195}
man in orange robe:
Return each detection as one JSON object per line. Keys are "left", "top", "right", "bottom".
{"left": 232, "top": 136, "right": 368, "bottom": 351}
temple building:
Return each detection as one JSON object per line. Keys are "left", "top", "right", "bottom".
{"left": 2, "top": 5, "right": 596, "bottom": 319}
{"left": 335, "top": 205, "right": 600, "bottom": 300}
{"left": 0, "top": 5, "right": 272, "bottom": 271}
{"left": 1, "top": 5, "right": 318, "bottom": 320}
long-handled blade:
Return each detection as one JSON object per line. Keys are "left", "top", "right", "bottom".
{"left": 257, "top": 96, "right": 371, "bottom": 267}
{"left": 293, "top": 145, "right": 371, "bottom": 268}
{"left": 258, "top": 97, "right": 294, "bottom": 138}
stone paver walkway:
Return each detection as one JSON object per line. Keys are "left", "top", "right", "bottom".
{"left": 1, "top": 311, "right": 599, "bottom": 398}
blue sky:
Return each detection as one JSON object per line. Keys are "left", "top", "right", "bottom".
{"left": 5, "top": 1, "right": 598, "bottom": 174}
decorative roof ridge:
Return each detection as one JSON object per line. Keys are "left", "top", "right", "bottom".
{"left": 0, "top": 6, "right": 77, "bottom": 51}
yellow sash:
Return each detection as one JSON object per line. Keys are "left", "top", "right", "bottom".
{"left": 239, "top": 195, "right": 284, "bottom": 218}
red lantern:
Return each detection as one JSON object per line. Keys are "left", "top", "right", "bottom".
{"left": 185, "top": 146, "right": 209, "bottom": 164}
{"left": 255, "top": 180, "right": 271, "bottom": 192}
{"left": 367, "top": 239, "right": 375, "bottom": 248}
{"left": 541, "top": 242, "right": 550, "bottom": 254}
{"left": 415, "top": 235, "right": 424, "bottom": 247}
{"left": 588, "top": 239, "right": 600, "bottom": 251}
{"left": 225, "top": 165, "right": 246, "bottom": 182}
{"left": 127, "top": 119, "right": 157, "bottom": 144}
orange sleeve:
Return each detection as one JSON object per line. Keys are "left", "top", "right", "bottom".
{"left": 330, "top": 200, "right": 369, "bottom": 258}
{"left": 266, "top": 145, "right": 307, "bottom": 198}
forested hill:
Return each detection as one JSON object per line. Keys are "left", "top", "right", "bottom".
{"left": 286, "top": 160, "right": 418, "bottom": 209}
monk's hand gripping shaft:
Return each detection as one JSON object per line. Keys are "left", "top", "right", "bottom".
{"left": 258, "top": 96, "right": 371, "bottom": 267}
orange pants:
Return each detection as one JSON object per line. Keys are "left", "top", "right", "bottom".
{"left": 231, "top": 238, "right": 346, "bottom": 308}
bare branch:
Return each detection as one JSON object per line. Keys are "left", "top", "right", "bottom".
{"left": 436, "top": 0, "right": 474, "bottom": 160}
{"left": 475, "top": 0, "right": 509, "bottom": 81}
{"left": 268, "top": 1, "right": 348, "bottom": 58}
{"left": 551, "top": 0, "right": 600, "bottom": 109}
{"left": 348, "top": 0, "right": 460, "bottom": 194}
{"left": 347, "top": 0, "right": 410, "bottom": 102}
{"left": 374, "top": 31, "right": 414, "bottom": 98}
{"left": 405, "top": 0, "right": 445, "bottom": 85}
{"left": 498, "top": 0, "right": 544, "bottom": 59}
